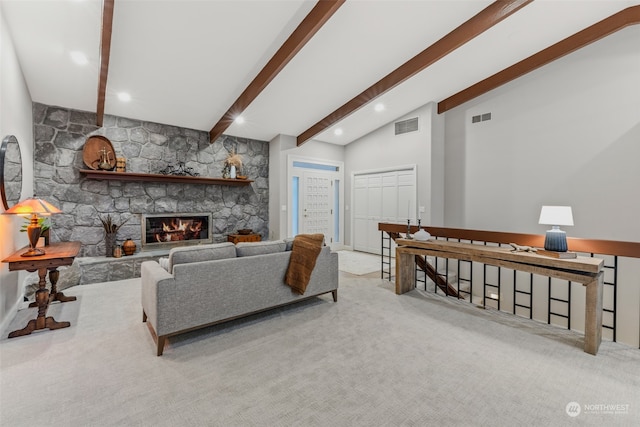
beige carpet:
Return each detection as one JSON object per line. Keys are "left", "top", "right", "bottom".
{"left": 338, "top": 250, "right": 391, "bottom": 275}
{"left": 1, "top": 274, "right": 639, "bottom": 426}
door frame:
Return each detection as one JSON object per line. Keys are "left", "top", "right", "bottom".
{"left": 287, "top": 155, "right": 345, "bottom": 248}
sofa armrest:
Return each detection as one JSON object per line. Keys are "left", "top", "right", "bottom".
{"left": 141, "top": 260, "right": 176, "bottom": 335}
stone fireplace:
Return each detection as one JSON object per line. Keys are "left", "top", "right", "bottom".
{"left": 32, "top": 102, "right": 269, "bottom": 257}
{"left": 142, "top": 213, "right": 212, "bottom": 250}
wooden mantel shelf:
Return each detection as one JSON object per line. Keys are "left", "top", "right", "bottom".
{"left": 80, "top": 169, "right": 253, "bottom": 186}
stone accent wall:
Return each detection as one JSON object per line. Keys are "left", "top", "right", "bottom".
{"left": 33, "top": 102, "right": 269, "bottom": 257}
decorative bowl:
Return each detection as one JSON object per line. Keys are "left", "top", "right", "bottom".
{"left": 237, "top": 175, "right": 248, "bottom": 180}
{"left": 238, "top": 229, "right": 252, "bottom": 235}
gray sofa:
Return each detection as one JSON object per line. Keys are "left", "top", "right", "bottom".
{"left": 141, "top": 240, "right": 339, "bottom": 356}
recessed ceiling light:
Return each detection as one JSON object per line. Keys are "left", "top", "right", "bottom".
{"left": 70, "top": 51, "right": 88, "bottom": 66}
{"left": 235, "top": 116, "right": 245, "bottom": 124}
{"left": 374, "top": 103, "right": 385, "bottom": 112}
{"left": 334, "top": 128, "right": 343, "bottom": 136}
{"left": 117, "top": 92, "right": 131, "bottom": 102}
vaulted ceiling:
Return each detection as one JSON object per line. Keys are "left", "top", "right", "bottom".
{"left": 2, "top": 0, "right": 638, "bottom": 146}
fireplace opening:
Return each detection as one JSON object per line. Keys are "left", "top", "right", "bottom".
{"left": 142, "top": 213, "right": 212, "bottom": 251}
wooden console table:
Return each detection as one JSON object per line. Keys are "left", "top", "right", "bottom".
{"left": 2, "top": 241, "right": 81, "bottom": 338}
{"left": 395, "top": 239, "right": 604, "bottom": 355}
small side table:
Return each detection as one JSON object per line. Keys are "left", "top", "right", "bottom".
{"left": 227, "top": 233, "right": 261, "bottom": 244}
{"left": 1, "top": 241, "right": 81, "bottom": 338}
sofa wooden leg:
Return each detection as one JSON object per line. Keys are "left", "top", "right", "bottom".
{"left": 157, "top": 336, "right": 166, "bottom": 356}
{"left": 142, "top": 310, "right": 147, "bottom": 322}
{"left": 332, "top": 290, "right": 338, "bottom": 302}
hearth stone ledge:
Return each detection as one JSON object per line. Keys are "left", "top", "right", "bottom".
{"left": 76, "top": 249, "right": 169, "bottom": 285}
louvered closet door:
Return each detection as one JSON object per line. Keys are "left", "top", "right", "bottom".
{"left": 353, "top": 175, "right": 369, "bottom": 252}
{"left": 353, "top": 173, "right": 382, "bottom": 255}
{"left": 353, "top": 168, "right": 415, "bottom": 255}
{"left": 301, "top": 172, "right": 332, "bottom": 239}
{"left": 365, "top": 174, "right": 383, "bottom": 254}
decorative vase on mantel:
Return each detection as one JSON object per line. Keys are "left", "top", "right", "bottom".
{"left": 122, "top": 238, "right": 137, "bottom": 256}
{"left": 105, "top": 232, "right": 116, "bottom": 257}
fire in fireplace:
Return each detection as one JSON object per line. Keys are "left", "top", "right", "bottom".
{"left": 142, "top": 213, "right": 212, "bottom": 250}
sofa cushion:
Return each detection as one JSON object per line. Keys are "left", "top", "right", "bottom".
{"left": 236, "top": 240, "right": 286, "bottom": 257}
{"left": 168, "top": 242, "right": 236, "bottom": 273}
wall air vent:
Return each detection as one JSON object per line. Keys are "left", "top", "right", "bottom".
{"left": 395, "top": 117, "right": 419, "bottom": 135}
{"left": 472, "top": 112, "right": 492, "bottom": 124}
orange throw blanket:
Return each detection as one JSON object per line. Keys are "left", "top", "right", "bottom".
{"left": 285, "top": 234, "right": 325, "bottom": 295}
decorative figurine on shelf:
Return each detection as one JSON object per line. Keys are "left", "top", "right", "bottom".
{"left": 97, "top": 147, "right": 114, "bottom": 171}
{"left": 158, "top": 161, "right": 199, "bottom": 177}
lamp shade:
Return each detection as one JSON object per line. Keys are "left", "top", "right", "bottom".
{"left": 538, "top": 206, "right": 573, "bottom": 226}
{"left": 3, "top": 196, "right": 61, "bottom": 215}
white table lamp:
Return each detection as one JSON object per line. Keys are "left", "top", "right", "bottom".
{"left": 538, "top": 205, "right": 574, "bottom": 252}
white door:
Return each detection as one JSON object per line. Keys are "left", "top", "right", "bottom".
{"left": 301, "top": 171, "right": 332, "bottom": 240}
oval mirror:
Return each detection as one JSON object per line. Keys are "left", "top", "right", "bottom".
{"left": 0, "top": 135, "right": 23, "bottom": 210}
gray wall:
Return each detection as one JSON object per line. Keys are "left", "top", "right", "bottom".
{"left": 443, "top": 26, "right": 640, "bottom": 348}
{"left": 344, "top": 102, "right": 445, "bottom": 244}
{"left": 33, "top": 103, "right": 269, "bottom": 257}
{"left": 269, "top": 134, "right": 345, "bottom": 241}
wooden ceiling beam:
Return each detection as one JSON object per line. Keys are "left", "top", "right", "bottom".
{"left": 296, "top": 0, "right": 532, "bottom": 146}
{"left": 438, "top": 5, "right": 640, "bottom": 114}
{"left": 209, "top": 0, "right": 345, "bottom": 143}
{"left": 96, "top": 0, "right": 115, "bottom": 127}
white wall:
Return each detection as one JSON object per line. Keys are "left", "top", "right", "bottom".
{"left": 444, "top": 26, "right": 640, "bottom": 347}
{"left": 269, "top": 102, "right": 447, "bottom": 248}
{"left": 268, "top": 134, "right": 344, "bottom": 240}
{"left": 0, "top": 6, "right": 34, "bottom": 331}
{"left": 344, "top": 102, "right": 445, "bottom": 245}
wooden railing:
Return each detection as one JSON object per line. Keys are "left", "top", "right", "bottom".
{"left": 378, "top": 223, "right": 640, "bottom": 348}
{"left": 378, "top": 223, "right": 640, "bottom": 258}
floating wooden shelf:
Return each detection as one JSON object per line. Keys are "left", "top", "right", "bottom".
{"left": 80, "top": 169, "right": 253, "bottom": 186}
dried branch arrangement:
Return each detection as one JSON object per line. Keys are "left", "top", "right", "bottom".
{"left": 225, "top": 149, "right": 243, "bottom": 169}
{"left": 100, "top": 214, "right": 129, "bottom": 234}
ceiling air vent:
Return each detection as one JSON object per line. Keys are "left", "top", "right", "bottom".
{"left": 395, "top": 117, "right": 419, "bottom": 135}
